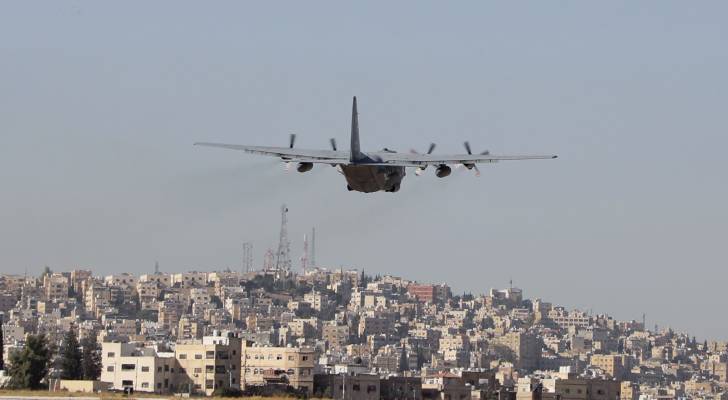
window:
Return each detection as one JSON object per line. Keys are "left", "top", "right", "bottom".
{"left": 206, "top": 365, "right": 215, "bottom": 372}
{"left": 157, "top": 367, "right": 162, "bottom": 372}
{"left": 141, "top": 366, "right": 150, "bottom": 372}
{"left": 122, "top": 380, "right": 133, "bottom": 387}
{"left": 194, "top": 384, "right": 202, "bottom": 390}
{"left": 302, "top": 355, "right": 308, "bottom": 361}
{"left": 367, "top": 385, "right": 377, "bottom": 393}
{"left": 107, "top": 352, "right": 116, "bottom": 358}
{"left": 206, "top": 351, "right": 215, "bottom": 359}
{"left": 194, "top": 368, "right": 202, "bottom": 374}
{"left": 276, "top": 354, "right": 282, "bottom": 360}
{"left": 179, "top": 368, "right": 186, "bottom": 374}
{"left": 353, "top": 384, "right": 361, "bottom": 391}
{"left": 205, "top": 380, "right": 214, "bottom": 389}
{"left": 164, "top": 364, "right": 169, "bottom": 372}
{"left": 141, "top": 382, "right": 149, "bottom": 388}
{"left": 288, "top": 355, "right": 294, "bottom": 361}
{"left": 121, "top": 364, "right": 135, "bottom": 371}
{"left": 216, "top": 366, "right": 226, "bottom": 374}
{"left": 107, "top": 366, "right": 114, "bottom": 372}
{"left": 195, "top": 354, "right": 203, "bottom": 359}
{"left": 179, "top": 354, "right": 187, "bottom": 359}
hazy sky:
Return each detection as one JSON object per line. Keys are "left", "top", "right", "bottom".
{"left": 1, "top": 2, "right": 727, "bottom": 339}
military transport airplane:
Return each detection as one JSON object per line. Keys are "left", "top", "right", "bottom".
{"left": 195, "top": 97, "right": 557, "bottom": 193}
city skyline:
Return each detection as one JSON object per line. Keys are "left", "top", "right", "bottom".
{"left": 2, "top": 1, "right": 728, "bottom": 341}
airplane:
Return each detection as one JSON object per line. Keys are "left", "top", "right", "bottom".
{"left": 195, "top": 97, "right": 557, "bottom": 193}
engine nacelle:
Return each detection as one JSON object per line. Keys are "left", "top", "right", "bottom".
{"left": 435, "top": 165, "right": 451, "bottom": 178}
{"left": 297, "top": 162, "right": 313, "bottom": 173}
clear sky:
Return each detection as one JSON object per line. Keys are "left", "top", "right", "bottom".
{"left": 1, "top": 2, "right": 727, "bottom": 339}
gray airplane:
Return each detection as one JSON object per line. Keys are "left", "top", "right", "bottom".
{"left": 195, "top": 97, "right": 557, "bottom": 193}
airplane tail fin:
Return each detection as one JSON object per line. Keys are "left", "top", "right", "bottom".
{"left": 350, "top": 96, "right": 364, "bottom": 162}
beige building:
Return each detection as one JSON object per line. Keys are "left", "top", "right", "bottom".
{"left": 491, "top": 331, "right": 541, "bottom": 371}
{"left": 104, "top": 273, "right": 138, "bottom": 289}
{"left": 541, "top": 377, "right": 621, "bottom": 400}
{"left": 101, "top": 332, "right": 242, "bottom": 396}
{"left": 322, "top": 323, "right": 350, "bottom": 351}
{"left": 240, "top": 342, "right": 316, "bottom": 394}
{"left": 590, "top": 354, "right": 632, "bottom": 380}
{"left": 43, "top": 273, "right": 69, "bottom": 301}
{"left": 140, "top": 273, "right": 172, "bottom": 288}
{"left": 175, "top": 332, "right": 243, "bottom": 396}
{"left": 158, "top": 299, "right": 186, "bottom": 331}
{"left": 101, "top": 342, "right": 177, "bottom": 393}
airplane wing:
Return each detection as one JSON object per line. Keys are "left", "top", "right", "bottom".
{"left": 369, "top": 151, "right": 558, "bottom": 167}
{"left": 194, "top": 142, "right": 350, "bottom": 163}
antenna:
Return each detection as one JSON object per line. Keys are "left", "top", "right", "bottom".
{"left": 301, "top": 234, "right": 309, "bottom": 275}
{"left": 242, "top": 242, "right": 253, "bottom": 273}
{"left": 275, "top": 205, "right": 292, "bottom": 272}
{"left": 310, "top": 228, "right": 316, "bottom": 268}
{"left": 154, "top": 261, "right": 160, "bottom": 275}
{"left": 263, "top": 249, "right": 275, "bottom": 271}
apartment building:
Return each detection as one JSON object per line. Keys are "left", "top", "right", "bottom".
{"left": 101, "top": 342, "right": 176, "bottom": 393}
{"left": 175, "top": 332, "right": 243, "bottom": 396}
{"left": 240, "top": 342, "right": 316, "bottom": 394}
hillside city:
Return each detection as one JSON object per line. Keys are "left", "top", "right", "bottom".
{"left": 0, "top": 263, "right": 726, "bottom": 400}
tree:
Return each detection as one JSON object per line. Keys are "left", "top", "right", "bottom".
{"left": 59, "top": 327, "right": 83, "bottom": 380}
{"left": 8, "top": 334, "right": 51, "bottom": 389}
{"left": 39, "top": 266, "right": 53, "bottom": 280}
{"left": 81, "top": 334, "right": 101, "bottom": 380}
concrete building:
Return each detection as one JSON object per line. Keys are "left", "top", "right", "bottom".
{"left": 491, "top": 331, "right": 541, "bottom": 371}
{"left": 175, "top": 332, "right": 243, "bottom": 396}
{"left": 590, "top": 354, "right": 632, "bottom": 380}
{"left": 43, "top": 273, "right": 69, "bottom": 302}
{"left": 240, "top": 341, "right": 316, "bottom": 394}
{"left": 101, "top": 342, "right": 176, "bottom": 393}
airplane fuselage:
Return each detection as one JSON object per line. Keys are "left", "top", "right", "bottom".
{"left": 341, "top": 163, "right": 406, "bottom": 193}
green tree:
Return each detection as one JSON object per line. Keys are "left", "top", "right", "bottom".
{"left": 59, "top": 327, "right": 83, "bottom": 380}
{"left": 81, "top": 334, "right": 101, "bottom": 380}
{"left": 8, "top": 334, "right": 51, "bottom": 389}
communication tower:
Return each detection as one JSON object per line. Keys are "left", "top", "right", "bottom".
{"left": 310, "top": 228, "right": 316, "bottom": 268}
{"left": 242, "top": 242, "right": 253, "bottom": 273}
{"left": 275, "top": 204, "right": 292, "bottom": 272}
{"left": 300, "top": 234, "right": 309, "bottom": 275}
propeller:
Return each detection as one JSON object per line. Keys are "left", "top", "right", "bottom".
{"left": 283, "top": 134, "right": 297, "bottom": 171}
{"left": 462, "top": 141, "right": 489, "bottom": 177}
{"left": 330, "top": 138, "right": 337, "bottom": 151}
{"left": 410, "top": 143, "right": 436, "bottom": 176}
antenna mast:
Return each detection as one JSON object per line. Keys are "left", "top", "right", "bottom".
{"left": 301, "top": 234, "right": 309, "bottom": 275}
{"left": 275, "top": 205, "right": 291, "bottom": 273}
{"left": 242, "top": 242, "right": 253, "bottom": 273}
{"left": 310, "top": 228, "right": 316, "bottom": 268}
